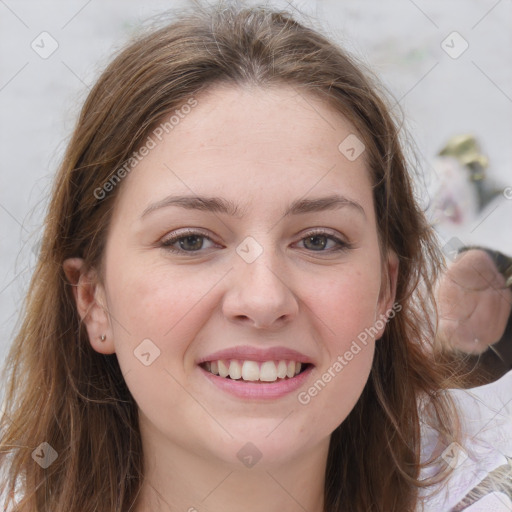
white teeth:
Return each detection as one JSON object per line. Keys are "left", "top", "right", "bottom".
{"left": 218, "top": 359, "right": 229, "bottom": 378}
{"left": 241, "top": 361, "right": 260, "bottom": 381}
{"left": 203, "top": 359, "right": 305, "bottom": 382}
{"left": 229, "top": 360, "right": 242, "bottom": 380}
{"left": 259, "top": 361, "right": 278, "bottom": 382}
{"left": 277, "top": 360, "right": 288, "bottom": 379}
{"left": 286, "top": 361, "right": 296, "bottom": 378}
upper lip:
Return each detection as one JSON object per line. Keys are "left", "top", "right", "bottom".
{"left": 197, "top": 346, "right": 314, "bottom": 365}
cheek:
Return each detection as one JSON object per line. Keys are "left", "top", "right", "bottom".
{"left": 105, "top": 263, "right": 220, "bottom": 419}
{"left": 293, "top": 268, "right": 381, "bottom": 426}
{"left": 314, "top": 269, "right": 382, "bottom": 351}
{"left": 104, "top": 253, "right": 222, "bottom": 371}
{"left": 106, "top": 242, "right": 214, "bottom": 324}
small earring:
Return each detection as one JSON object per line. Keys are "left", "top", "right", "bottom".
{"left": 99, "top": 334, "right": 106, "bottom": 342}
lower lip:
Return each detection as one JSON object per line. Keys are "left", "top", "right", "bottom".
{"left": 199, "top": 365, "right": 314, "bottom": 400}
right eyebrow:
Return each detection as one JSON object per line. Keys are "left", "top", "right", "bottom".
{"left": 140, "top": 193, "right": 366, "bottom": 220}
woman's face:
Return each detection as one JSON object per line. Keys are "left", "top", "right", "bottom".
{"left": 92, "top": 84, "right": 397, "bottom": 470}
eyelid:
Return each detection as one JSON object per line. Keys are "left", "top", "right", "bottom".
{"left": 160, "top": 227, "right": 218, "bottom": 247}
{"left": 161, "top": 227, "right": 212, "bottom": 240}
{"left": 300, "top": 227, "right": 344, "bottom": 239}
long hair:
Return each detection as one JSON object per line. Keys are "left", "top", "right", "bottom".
{"left": 0, "top": 2, "right": 465, "bottom": 510}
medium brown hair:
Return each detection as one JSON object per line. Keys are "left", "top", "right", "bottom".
{"left": 0, "top": 2, "right": 464, "bottom": 510}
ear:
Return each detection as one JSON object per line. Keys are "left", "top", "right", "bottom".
{"left": 375, "top": 250, "right": 399, "bottom": 339}
{"left": 63, "top": 257, "right": 115, "bottom": 354}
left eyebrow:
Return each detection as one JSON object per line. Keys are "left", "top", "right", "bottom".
{"left": 139, "top": 193, "right": 366, "bottom": 220}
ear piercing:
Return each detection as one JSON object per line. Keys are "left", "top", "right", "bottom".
{"left": 99, "top": 334, "right": 106, "bottom": 342}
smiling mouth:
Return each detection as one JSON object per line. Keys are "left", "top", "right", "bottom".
{"left": 199, "top": 359, "right": 312, "bottom": 383}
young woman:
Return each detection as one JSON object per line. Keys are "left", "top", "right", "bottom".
{"left": 1, "top": 2, "right": 510, "bottom": 511}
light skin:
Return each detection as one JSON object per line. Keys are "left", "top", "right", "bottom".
{"left": 63, "top": 84, "right": 398, "bottom": 512}
{"left": 436, "top": 249, "right": 512, "bottom": 354}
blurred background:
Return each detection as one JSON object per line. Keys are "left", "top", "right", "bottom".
{"left": 1, "top": 0, "right": 511, "bottom": 365}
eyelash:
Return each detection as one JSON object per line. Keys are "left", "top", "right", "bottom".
{"left": 160, "top": 228, "right": 352, "bottom": 254}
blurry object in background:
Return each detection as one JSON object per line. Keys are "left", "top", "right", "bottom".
{"left": 426, "top": 134, "right": 506, "bottom": 233}
{"left": 439, "top": 134, "right": 506, "bottom": 210}
{"left": 436, "top": 247, "right": 512, "bottom": 385}
{"left": 439, "top": 134, "right": 488, "bottom": 182}
{"left": 427, "top": 155, "right": 479, "bottom": 229}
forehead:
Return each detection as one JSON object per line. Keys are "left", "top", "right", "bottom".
{"left": 113, "top": 84, "right": 373, "bottom": 218}
{"left": 173, "top": 83, "right": 363, "bottom": 161}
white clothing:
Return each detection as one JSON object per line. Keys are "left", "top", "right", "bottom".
{"left": 418, "top": 370, "right": 512, "bottom": 511}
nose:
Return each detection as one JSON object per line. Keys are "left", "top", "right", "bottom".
{"left": 222, "top": 246, "right": 299, "bottom": 330}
